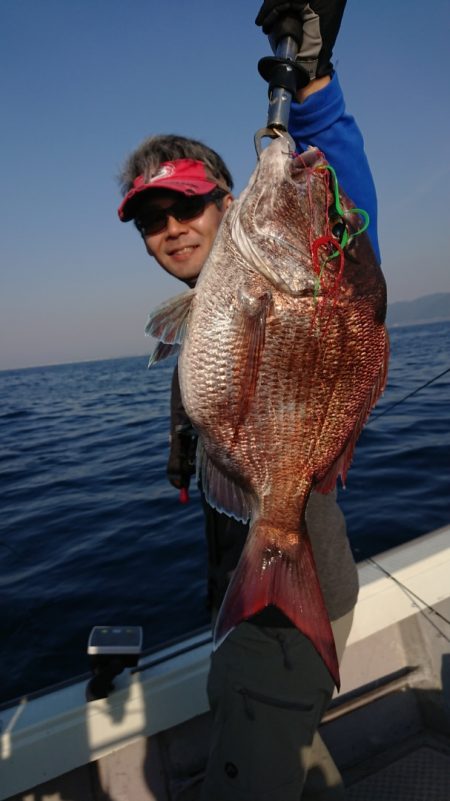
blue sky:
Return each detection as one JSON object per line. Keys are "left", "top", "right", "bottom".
{"left": 1, "top": 0, "right": 449, "bottom": 369}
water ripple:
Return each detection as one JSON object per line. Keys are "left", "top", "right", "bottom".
{"left": 0, "top": 326, "right": 449, "bottom": 702}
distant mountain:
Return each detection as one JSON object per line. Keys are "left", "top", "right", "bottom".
{"left": 387, "top": 292, "right": 450, "bottom": 326}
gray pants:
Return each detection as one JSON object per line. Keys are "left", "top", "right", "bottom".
{"left": 200, "top": 613, "right": 353, "bottom": 801}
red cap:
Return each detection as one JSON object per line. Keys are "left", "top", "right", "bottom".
{"left": 118, "top": 159, "right": 222, "bottom": 221}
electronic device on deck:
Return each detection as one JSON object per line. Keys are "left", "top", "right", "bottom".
{"left": 86, "top": 625, "right": 143, "bottom": 701}
{"left": 88, "top": 625, "right": 143, "bottom": 656}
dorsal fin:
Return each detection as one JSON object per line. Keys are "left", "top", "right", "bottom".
{"left": 315, "top": 332, "right": 389, "bottom": 492}
{"left": 148, "top": 342, "right": 180, "bottom": 367}
{"left": 145, "top": 291, "right": 194, "bottom": 365}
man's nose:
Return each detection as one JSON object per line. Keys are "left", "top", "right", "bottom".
{"left": 165, "top": 214, "right": 189, "bottom": 236}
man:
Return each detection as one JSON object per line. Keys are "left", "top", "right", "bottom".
{"left": 118, "top": 3, "right": 378, "bottom": 797}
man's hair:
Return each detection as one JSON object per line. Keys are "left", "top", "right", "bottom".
{"left": 119, "top": 134, "right": 234, "bottom": 195}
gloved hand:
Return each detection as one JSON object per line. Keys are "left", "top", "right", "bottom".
{"left": 166, "top": 423, "right": 197, "bottom": 490}
{"left": 255, "top": 0, "right": 306, "bottom": 45}
{"left": 255, "top": 1, "right": 347, "bottom": 82}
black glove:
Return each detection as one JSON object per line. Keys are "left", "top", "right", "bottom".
{"left": 166, "top": 423, "right": 197, "bottom": 490}
{"left": 255, "top": 1, "right": 347, "bottom": 81}
{"left": 255, "top": 0, "right": 306, "bottom": 45}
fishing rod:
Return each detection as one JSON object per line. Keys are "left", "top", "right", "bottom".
{"left": 368, "top": 366, "right": 450, "bottom": 423}
{"left": 254, "top": 26, "right": 307, "bottom": 156}
{"left": 351, "top": 362, "right": 450, "bottom": 633}
{"left": 366, "top": 555, "right": 450, "bottom": 642}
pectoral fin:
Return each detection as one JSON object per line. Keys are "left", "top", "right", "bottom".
{"left": 233, "top": 289, "right": 272, "bottom": 427}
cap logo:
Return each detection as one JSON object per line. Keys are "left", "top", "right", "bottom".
{"left": 148, "top": 163, "right": 175, "bottom": 183}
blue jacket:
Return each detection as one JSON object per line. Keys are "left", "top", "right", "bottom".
{"left": 289, "top": 74, "right": 380, "bottom": 264}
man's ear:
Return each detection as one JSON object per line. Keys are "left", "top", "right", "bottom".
{"left": 223, "top": 193, "right": 234, "bottom": 210}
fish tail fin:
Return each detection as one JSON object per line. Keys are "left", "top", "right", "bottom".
{"left": 214, "top": 522, "right": 340, "bottom": 688}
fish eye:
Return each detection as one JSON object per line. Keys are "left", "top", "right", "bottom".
{"left": 331, "top": 219, "right": 347, "bottom": 242}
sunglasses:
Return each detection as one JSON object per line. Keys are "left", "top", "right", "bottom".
{"left": 135, "top": 190, "right": 225, "bottom": 237}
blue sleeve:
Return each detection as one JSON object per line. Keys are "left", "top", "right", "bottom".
{"left": 288, "top": 73, "right": 380, "bottom": 263}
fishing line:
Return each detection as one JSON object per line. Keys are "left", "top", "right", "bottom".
{"left": 367, "top": 556, "right": 450, "bottom": 642}
{"left": 310, "top": 164, "right": 370, "bottom": 303}
{"left": 316, "top": 164, "right": 370, "bottom": 243}
{"left": 369, "top": 366, "right": 450, "bottom": 422}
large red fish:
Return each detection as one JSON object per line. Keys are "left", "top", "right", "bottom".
{"left": 147, "top": 137, "right": 389, "bottom": 687}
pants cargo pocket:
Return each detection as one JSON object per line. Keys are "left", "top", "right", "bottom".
{"left": 201, "top": 624, "right": 334, "bottom": 801}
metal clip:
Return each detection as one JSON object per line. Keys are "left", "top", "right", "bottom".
{"left": 254, "top": 127, "right": 296, "bottom": 158}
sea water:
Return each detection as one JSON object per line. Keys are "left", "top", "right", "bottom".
{"left": 0, "top": 321, "right": 449, "bottom": 702}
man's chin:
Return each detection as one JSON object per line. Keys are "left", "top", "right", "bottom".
{"left": 165, "top": 259, "right": 202, "bottom": 283}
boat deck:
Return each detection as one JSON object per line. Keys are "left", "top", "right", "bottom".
{"left": 345, "top": 735, "right": 450, "bottom": 800}
{"left": 4, "top": 732, "right": 450, "bottom": 800}
{"left": 2, "top": 527, "right": 450, "bottom": 801}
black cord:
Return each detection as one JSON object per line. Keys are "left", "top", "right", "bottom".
{"left": 369, "top": 366, "right": 450, "bottom": 422}
{"left": 367, "top": 556, "right": 450, "bottom": 642}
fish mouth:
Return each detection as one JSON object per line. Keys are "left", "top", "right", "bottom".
{"left": 236, "top": 142, "right": 326, "bottom": 298}
{"left": 230, "top": 139, "right": 330, "bottom": 296}
{"left": 290, "top": 147, "right": 325, "bottom": 172}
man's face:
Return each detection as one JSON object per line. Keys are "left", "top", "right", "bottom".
{"left": 137, "top": 190, "right": 233, "bottom": 285}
